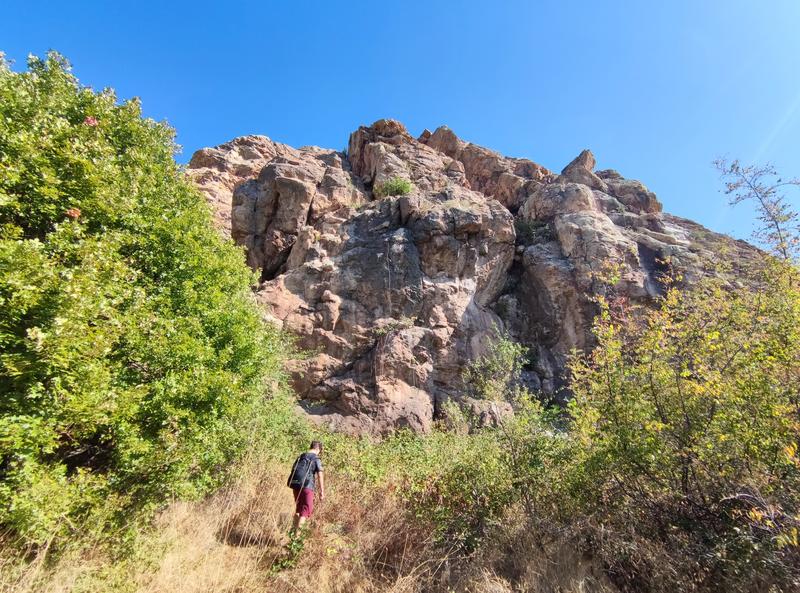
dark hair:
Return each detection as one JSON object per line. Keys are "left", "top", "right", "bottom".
{"left": 310, "top": 440, "right": 323, "bottom": 452}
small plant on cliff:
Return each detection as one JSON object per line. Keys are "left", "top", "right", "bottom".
{"left": 0, "top": 53, "right": 285, "bottom": 548}
{"left": 514, "top": 218, "right": 552, "bottom": 245}
{"left": 463, "top": 333, "right": 530, "bottom": 402}
{"left": 374, "top": 176, "right": 413, "bottom": 198}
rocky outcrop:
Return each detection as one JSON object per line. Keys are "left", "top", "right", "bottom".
{"left": 231, "top": 147, "right": 365, "bottom": 277}
{"left": 189, "top": 120, "right": 757, "bottom": 434}
{"left": 188, "top": 136, "right": 292, "bottom": 237}
{"left": 422, "top": 125, "right": 552, "bottom": 211}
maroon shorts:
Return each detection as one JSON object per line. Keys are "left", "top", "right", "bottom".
{"left": 292, "top": 487, "right": 314, "bottom": 518}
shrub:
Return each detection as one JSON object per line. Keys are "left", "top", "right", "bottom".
{"left": 374, "top": 176, "right": 413, "bottom": 198}
{"left": 564, "top": 263, "right": 800, "bottom": 591}
{"left": 400, "top": 431, "right": 515, "bottom": 551}
{"left": 463, "top": 333, "right": 530, "bottom": 402}
{"left": 0, "top": 53, "right": 286, "bottom": 547}
{"left": 514, "top": 218, "right": 552, "bottom": 245}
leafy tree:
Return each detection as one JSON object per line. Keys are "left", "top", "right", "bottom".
{"left": 0, "top": 53, "right": 284, "bottom": 547}
{"left": 714, "top": 158, "right": 800, "bottom": 261}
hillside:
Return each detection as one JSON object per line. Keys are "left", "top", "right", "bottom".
{"left": 3, "top": 56, "right": 798, "bottom": 593}
{"left": 188, "top": 119, "right": 758, "bottom": 434}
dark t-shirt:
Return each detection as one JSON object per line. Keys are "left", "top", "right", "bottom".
{"left": 291, "top": 452, "right": 323, "bottom": 491}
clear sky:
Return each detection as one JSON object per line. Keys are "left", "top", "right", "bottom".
{"left": 3, "top": 0, "right": 799, "bottom": 242}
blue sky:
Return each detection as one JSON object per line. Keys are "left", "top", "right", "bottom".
{"left": 3, "top": 0, "right": 799, "bottom": 241}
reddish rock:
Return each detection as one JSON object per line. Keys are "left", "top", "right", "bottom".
{"left": 188, "top": 120, "right": 757, "bottom": 433}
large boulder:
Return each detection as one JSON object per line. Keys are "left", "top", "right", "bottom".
{"left": 559, "top": 149, "right": 608, "bottom": 192}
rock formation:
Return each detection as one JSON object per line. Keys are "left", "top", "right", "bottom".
{"left": 189, "top": 120, "right": 756, "bottom": 434}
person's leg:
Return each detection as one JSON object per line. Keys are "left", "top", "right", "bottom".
{"left": 295, "top": 488, "right": 313, "bottom": 531}
{"left": 290, "top": 487, "right": 302, "bottom": 533}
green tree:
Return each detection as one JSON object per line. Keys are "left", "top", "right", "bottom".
{"left": 714, "top": 158, "right": 800, "bottom": 262}
{"left": 0, "top": 53, "right": 284, "bottom": 547}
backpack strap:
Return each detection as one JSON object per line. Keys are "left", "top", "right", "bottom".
{"left": 300, "top": 452, "right": 315, "bottom": 487}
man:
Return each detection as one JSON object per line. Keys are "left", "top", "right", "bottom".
{"left": 287, "top": 440, "right": 325, "bottom": 532}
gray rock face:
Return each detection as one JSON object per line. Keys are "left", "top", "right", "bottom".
{"left": 189, "top": 120, "right": 757, "bottom": 434}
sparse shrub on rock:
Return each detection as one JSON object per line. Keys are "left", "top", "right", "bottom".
{"left": 374, "top": 176, "right": 413, "bottom": 197}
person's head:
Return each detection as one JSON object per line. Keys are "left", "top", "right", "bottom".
{"left": 310, "top": 440, "right": 323, "bottom": 454}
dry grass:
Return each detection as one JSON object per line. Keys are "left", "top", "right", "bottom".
{"left": 135, "top": 455, "right": 446, "bottom": 593}
{"left": 1, "top": 453, "right": 442, "bottom": 593}
{"left": 0, "top": 533, "right": 135, "bottom": 593}
{"left": 1, "top": 458, "right": 619, "bottom": 593}
{"left": 449, "top": 514, "right": 619, "bottom": 593}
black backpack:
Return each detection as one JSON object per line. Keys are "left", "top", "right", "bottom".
{"left": 287, "top": 452, "right": 316, "bottom": 489}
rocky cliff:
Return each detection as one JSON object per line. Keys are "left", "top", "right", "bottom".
{"left": 188, "top": 120, "right": 755, "bottom": 434}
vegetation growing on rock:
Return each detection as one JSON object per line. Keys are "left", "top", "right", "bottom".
{"left": 374, "top": 175, "right": 413, "bottom": 197}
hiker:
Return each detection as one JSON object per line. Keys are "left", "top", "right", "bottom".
{"left": 287, "top": 440, "right": 325, "bottom": 532}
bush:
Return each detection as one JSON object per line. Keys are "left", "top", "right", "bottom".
{"left": 563, "top": 264, "right": 800, "bottom": 591}
{"left": 514, "top": 218, "right": 552, "bottom": 245}
{"left": 0, "top": 53, "right": 286, "bottom": 547}
{"left": 463, "top": 333, "right": 529, "bottom": 402}
{"left": 454, "top": 263, "right": 800, "bottom": 590}
{"left": 374, "top": 176, "right": 413, "bottom": 198}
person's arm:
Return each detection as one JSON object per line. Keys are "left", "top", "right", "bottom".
{"left": 314, "top": 457, "right": 325, "bottom": 500}
{"left": 317, "top": 471, "right": 325, "bottom": 501}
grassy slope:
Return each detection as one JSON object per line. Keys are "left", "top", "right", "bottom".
{"left": 1, "top": 440, "right": 615, "bottom": 593}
